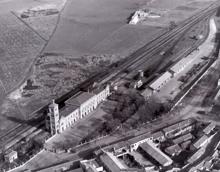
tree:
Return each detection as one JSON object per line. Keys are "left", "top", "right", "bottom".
{"left": 169, "top": 21, "right": 177, "bottom": 30}
{"left": 103, "top": 118, "right": 121, "bottom": 133}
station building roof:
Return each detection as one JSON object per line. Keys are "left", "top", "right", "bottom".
{"left": 149, "top": 71, "right": 172, "bottom": 91}
{"left": 65, "top": 91, "right": 95, "bottom": 106}
{"left": 60, "top": 105, "right": 79, "bottom": 117}
{"left": 169, "top": 57, "right": 194, "bottom": 74}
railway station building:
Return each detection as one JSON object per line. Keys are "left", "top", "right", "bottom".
{"left": 46, "top": 85, "right": 110, "bottom": 135}
{"left": 169, "top": 56, "right": 194, "bottom": 76}
{"left": 148, "top": 71, "right": 172, "bottom": 92}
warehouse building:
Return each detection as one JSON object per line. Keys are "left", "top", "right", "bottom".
{"left": 139, "top": 141, "right": 173, "bottom": 167}
{"left": 169, "top": 57, "right": 194, "bottom": 76}
{"left": 46, "top": 85, "right": 110, "bottom": 135}
{"left": 148, "top": 71, "right": 172, "bottom": 92}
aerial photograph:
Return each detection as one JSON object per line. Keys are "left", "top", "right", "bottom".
{"left": 1, "top": 0, "right": 220, "bottom": 171}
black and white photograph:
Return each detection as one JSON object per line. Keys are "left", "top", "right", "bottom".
{"left": 0, "top": 0, "right": 220, "bottom": 171}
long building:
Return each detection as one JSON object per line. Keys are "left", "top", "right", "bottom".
{"left": 169, "top": 56, "right": 195, "bottom": 76}
{"left": 46, "top": 85, "right": 110, "bottom": 135}
{"left": 139, "top": 141, "right": 173, "bottom": 167}
{"left": 162, "top": 119, "right": 195, "bottom": 139}
{"left": 148, "top": 71, "right": 172, "bottom": 92}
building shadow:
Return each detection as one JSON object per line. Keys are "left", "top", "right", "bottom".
{"left": 6, "top": 114, "right": 45, "bottom": 128}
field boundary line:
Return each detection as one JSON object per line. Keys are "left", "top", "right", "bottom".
{"left": 10, "top": 11, "right": 47, "bottom": 42}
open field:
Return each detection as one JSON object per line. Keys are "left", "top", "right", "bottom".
{"left": 0, "top": 13, "right": 45, "bottom": 135}
{"left": 45, "top": 0, "right": 217, "bottom": 56}
{"left": 0, "top": 0, "right": 64, "bottom": 136}
{"left": 140, "top": 0, "right": 217, "bottom": 27}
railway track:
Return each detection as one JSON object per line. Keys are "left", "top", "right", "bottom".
{"left": 0, "top": 3, "right": 219, "bottom": 151}
{"left": 100, "top": 6, "right": 218, "bottom": 85}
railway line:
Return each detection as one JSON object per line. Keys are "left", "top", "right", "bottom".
{"left": 100, "top": 6, "right": 217, "bottom": 85}
{"left": 0, "top": 3, "right": 219, "bottom": 151}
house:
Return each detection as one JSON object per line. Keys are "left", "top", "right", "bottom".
{"left": 165, "top": 144, "right": 182, "bottom": 157}
{"left": 203, "top": 122, "right": 216, "bottom": 135}
{"left": 193, "top": 135, "right": 210, "bottom": 149}
{"left": 99, "top": 152, "right": 126, "bottom": 172}
{"left": 162, "top": 119, "right": 195, "bottom": 139}
{"left": 46, "top": 85, "right": 110, "bottom": 135}
{"left": 4, "top": 150, "right": 17, "bottom": 163}
{"left": 180, "top": 140, "right": 192, "bottom": 150}
{"left": 111, "top": 132, "right": 153, "bottom": 156}
{"left": 173, "top": 133, "right": 194, "bottom": 145}
{"left": 187, "top": 147, "right": 206, "bottom": 164}
{"left": 129, "top": 133, "right": 153, "bottom": 151}
{"left": 81, "top": 159, "right": 103, "bottom": 172}
{"left": 148, "top": 72, "right": 172, "bottom": 92}
{"left": 152, "top": 131, "right": 165, "bottom": 143}
{"left": 139, "top": 141, "right": 173, "bottom": 167}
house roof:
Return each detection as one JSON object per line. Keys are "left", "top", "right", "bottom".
{"left": 163, "top": 119, "right": 194, "bottom": 133}
{"left": 165, "top": 144, "right": 182, "bottom": 156}
{"left": 173, "top": 133, "right": 194, "bottom": 145}
{"left": 70, "top": 168, "right": 84, "bottom": 172}
{"left": 170, "top": 57, "right": 194, "bottom": 73}
{"left": 65, "top": 91, "right": 95, "bottom": 106}
{"left": 149, "top": 71, "right": 172, "bottom": 90}
{"left": 152, "top": 131, "right": 164, "bottom": 140}
{"left": 203, "top": 122, "right": 216, "bottom": 135}
{"left": 180, "top": 140, "right": 192, "bottom": 149}
{"left": 193, "top": 135, "right": 209, "bottom": 149}
{"left": 99, "top": 152, "right": 125, "bottom": 172}
{"left": 187, "top": 148, "right": 205, "bottom": 163}
{"left": 92, "top": 85, "right": 109, "bottom": 94}
{"left": 60, "top": 105, "right": 79, "bottom": 117}
{"left": 128, "top": 133, "right": 152, "bottom": 146}
{"left": 5, "top": 150, "right": 17, "bottom": 157}
{"left": 139, "top": 141, "right": 173, "bottom": 166}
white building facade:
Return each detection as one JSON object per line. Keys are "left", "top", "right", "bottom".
{"left": 46, "top": 85, "right": 110, "bottom": 135}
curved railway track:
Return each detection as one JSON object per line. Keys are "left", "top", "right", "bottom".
{"left": 0, "top": 3, "right": 219, "bottom": 151}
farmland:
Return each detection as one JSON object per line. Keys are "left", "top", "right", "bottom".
{"left": 0, "top": 0, "right": 64, "bottom": 136}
